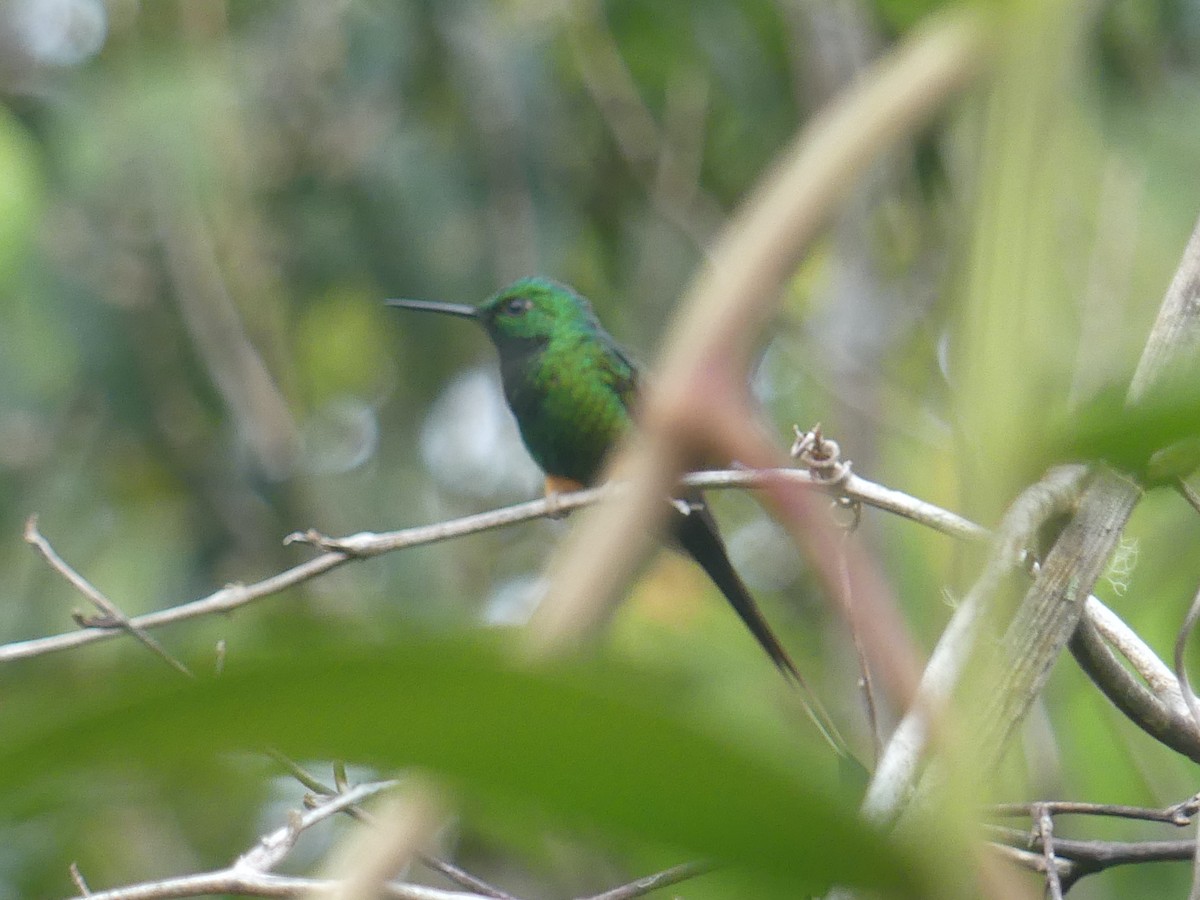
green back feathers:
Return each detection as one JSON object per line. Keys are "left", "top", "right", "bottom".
{"left": 479, "top": 278, "right": 638, "bottom": 484}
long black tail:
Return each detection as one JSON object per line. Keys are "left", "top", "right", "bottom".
{"left": 673, "top": 498, "right": 801, "bottom": 680}
{"left": 673, "top": 495, "right": 849, "bottom": 758}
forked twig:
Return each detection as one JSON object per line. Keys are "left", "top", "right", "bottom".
{"left": 24, "top": 515, "right": 192, "bottom": 677}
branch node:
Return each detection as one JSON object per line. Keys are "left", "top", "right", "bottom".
{"left": 71, "top": 611, "right": 121, "bottom": 630}
{"left": 791, "top": 424, "right": 853, "bottom": 487}
{"left": 69, "top": 861, "right": 92, "bottom": 896}
{"left": 284, "top": 529, "right": 367, "bottom": 557}
{"left": 793, "top": 424, "right": 859, "bottom": 531}
{"left": 1168, "top": 793, "right": 1200, "bottom": 826}
{"left": 25, "top": 516, "right": 193, "bottom": 677}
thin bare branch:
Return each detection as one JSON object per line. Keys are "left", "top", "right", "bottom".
{"left": 70, "top": 862, "right": 92, "bottom": 896}
{"left": 417, "top": 858, "right": 516, "bottom": 900}
{"left": 1034, "top": 805, "right": 1064, "bottom": 900}
{"left": 1173, "top": 582, "right": 1200, "bottom": 900}
{"left": 989, "top": 796, "right": 1200, "bottom": 826}
{"left": 24, "top": 515, "right": 192, "bottom": 677}
{"left": 988, "top": 826, "right": 1196, "bottom": 875}
{"left": 1085, "top": 596, "right": 1189, "bottom": 710}
{"left": 0, "top": 468, "right": 977, "bottom": 665}
{"left": 71, "top": 777, "right": 481, "bottom": 900}
{"left": 577, "top": 861, "right": 714, "bottom": 900}
{"left": 236, "top": 780, "right": 398, "bottom": 873}
{"left": 67, "top": 873, "right": 489, "bottom": 900}
{"left": 266, "top": 751, "right": 341, "bottom": 800}
{"left": 268, "top": 755, "right": 514, "bottom": 900}
{"left": 1070, "top": 611, "right": 1200, "bottom": 763}
{"left": 1174, "top": 582, "right": 1200, "bottom": 733}
{"left": 318, "top": 780, "right": 446, "bottom": 900}
{"left": 837, "top": 531, "right": 881, "bottom": 762}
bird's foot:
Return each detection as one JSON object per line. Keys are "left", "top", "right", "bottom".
{"left": 543, "top": 476, "right": 586, "bottom": 519}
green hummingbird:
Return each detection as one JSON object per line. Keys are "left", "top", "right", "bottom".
{"left": 388, "top": 277, "right": 845, "bottom": 750}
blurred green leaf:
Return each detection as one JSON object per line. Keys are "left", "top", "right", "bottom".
{"left": 0, "top": 629, "right": 930, "bottom": 896}
{"left": 0, "top": 104, "right": 40, "bottom": 281}
{"left": 1057, "top": 369, "right": 1200, "bottom": 482}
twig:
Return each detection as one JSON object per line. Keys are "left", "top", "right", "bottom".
{"left": 70, "top": 777, "right": 485, "bottom": 900}
{"left": 70, "top": 862, "right": 92, "bottom": 896}
{"left": 1084, "top": 596, "right": 1189, "bottom": 711}
{"left": 419, "top": 858, "right": 515, "bottom": 900}
{"left": 23, "top": 515, "right": 192, "bottom": 677}
{"left": 577, "top": 860, "right": 715, "bottom": 900}
{"left": 988, "top": 842, "right": 1070, "bottom": 881}
{"left": 239, "top": 765, "right": 705, "bottom": 900}
{"left": 267, "top": 751, "right": 343, "bottom": 800}
{"left": 318, "top": 780, "right": 446, "bottom": 900}
{"left": 838, "top": 531, "right": 881, "bottom": 762}
{"left": 0, "top": 468, "right": 977, "bottom": 665}
{"left": 1174, "top": 581, "right": 1200, "bottom": 733}
{"left": 67, "top": 872, "right": 490, "bottom": 899}
{"left": 235, "top": 780, "right": 398, "bottom": 873}
{"left": 986, "top": 798, "right": 1200, "bottom": 891}
{"left": 266, "top": 753, "right": 514, "bottom": 900}
{"left": 1174, "top": 583, "right": 1200, "bottom": 900}
{"left": 989, "top": 796, "right": 1200, "bottom": 827}
{"left": 1034, "top": 805, "right": 1064, "bottom": 900}
{"left": 1191, "top": 814, "right": 1200, "bottom": 900}
{"left": 988, "top": 825, "right": 1196, "bottom": 874}
{"left": 1070, "top": 601, "right": 1200, "bottom": 762}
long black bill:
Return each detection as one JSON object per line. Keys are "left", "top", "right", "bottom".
{"left": 385, "top": 298, "right": 479, "bottom": 319}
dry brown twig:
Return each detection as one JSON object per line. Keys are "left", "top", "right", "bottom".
{"left": 1, "top": 467, "right": 978, "bottom": 666}
{"left": 23, "top": 515, "right": 192, "bottom": 677}
{"left": 1034, "top": 805, "right": 1064, "bottom": 900}
{"left": 65, "top": 780, "right": 487, "bottom": 900}
{"left": 69, "top": 770, "right": 715, "bottom": 900}
{"left": 985, "top": 792, "right": 1200, "bottom": 890}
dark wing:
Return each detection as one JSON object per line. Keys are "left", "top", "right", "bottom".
{"left": 595, "top": 328, "right": 639, "bottom": 413}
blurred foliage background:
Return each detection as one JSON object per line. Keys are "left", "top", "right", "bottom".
{"left": 4, "top": 0, "right": 1200, "bottom": 897}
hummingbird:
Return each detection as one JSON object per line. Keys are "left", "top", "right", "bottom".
{"left": 388, "top": 277, "right": 846, "bottom": 752}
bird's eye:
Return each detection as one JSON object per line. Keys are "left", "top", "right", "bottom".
{"left": 502, "top": 297, "right": 532, "bottom": 316}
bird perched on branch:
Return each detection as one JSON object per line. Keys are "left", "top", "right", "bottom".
{"left": 388, "top": 277, "right": 846, "bottom": 755}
